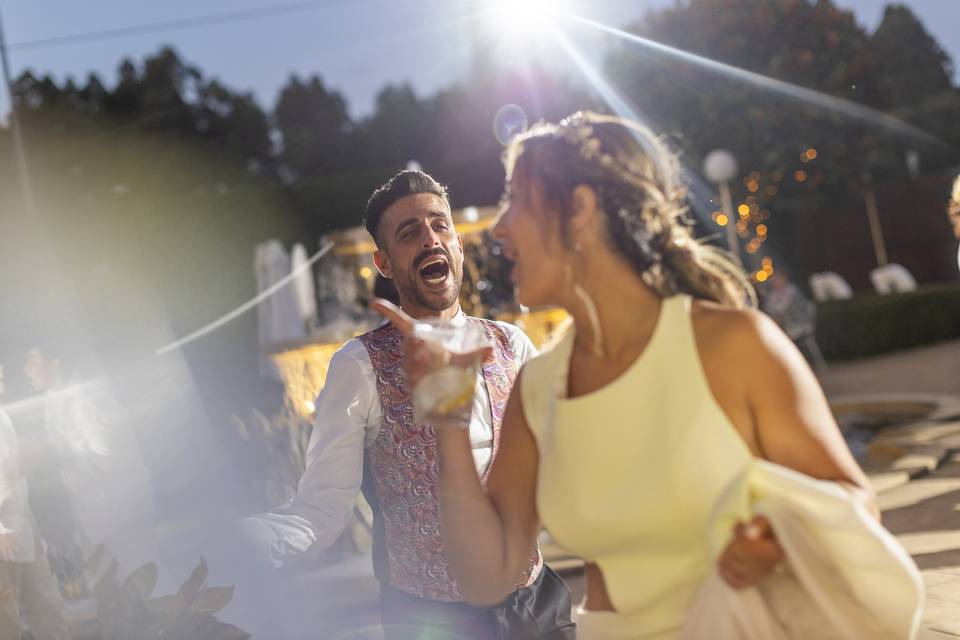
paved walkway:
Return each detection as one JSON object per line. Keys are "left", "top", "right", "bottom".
{"left": 853, "top": 424, "right": 960, "bottom": 633}
{"left": 819, "top": 339, "right": 960, "bottom": 398}
{"left": 816, "top": 340, "right": 960, "bottom": 638}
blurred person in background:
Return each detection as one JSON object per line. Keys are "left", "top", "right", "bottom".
{"left": 0, "top": 364, "right": 68, "bottom": 640}
{"left": 759, "top": 270, "right": 827, "bottom": 372}
{"left": 22, "top": 348, "right": 156, "bottom": 575}
{"left": 949, "top": 175, "right": 960, "bottom": 272}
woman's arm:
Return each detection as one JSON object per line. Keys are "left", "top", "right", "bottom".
{"left": 437, "top": 372, "right": 542, "bottom": 605}
{"left": 710, "top": 308, "right": 877, "bottom": 589}
{"left": 742, "top": 310, "right": 875, "bottom": 511}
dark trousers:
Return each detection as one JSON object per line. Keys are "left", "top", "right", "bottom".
{"left": 379, "top": 565, "right": 576, "bottom": 640}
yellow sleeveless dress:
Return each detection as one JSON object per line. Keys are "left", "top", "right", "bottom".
{"left": 520, "top": 294, "right": 753, "bottom": 639}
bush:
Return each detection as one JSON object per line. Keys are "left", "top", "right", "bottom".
{"left": 88, "top": 547, "right": 249, "bottom": 640}
{"left": 816, "top": 283, "right": 960, "bottom": 361}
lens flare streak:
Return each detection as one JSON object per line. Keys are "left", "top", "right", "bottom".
{"left": 155, "top": 241, "right": 334, "bottom": 356}
{"left": 558, "top": 12, "right": 946, "bottom": 148}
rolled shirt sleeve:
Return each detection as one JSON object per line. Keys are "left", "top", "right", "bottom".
{"left": 247, "top": 342, "right": 376, "bottom": 566}
{"left": 244, "top": 322, "right": 535, "bottom": 567}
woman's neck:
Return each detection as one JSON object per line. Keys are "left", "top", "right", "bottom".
{"left": 567, "top": 253, "right": 663, "bottom": 360}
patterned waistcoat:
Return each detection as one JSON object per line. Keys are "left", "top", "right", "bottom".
{"left": 358, "top": 317, "right": 543, "bottom": 602}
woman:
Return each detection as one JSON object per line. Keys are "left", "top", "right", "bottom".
{"left": 375, "top": 112, "right": 880, "bottom": 639}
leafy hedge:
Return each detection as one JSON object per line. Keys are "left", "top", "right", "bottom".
{"left": 816, "top": 283, "right": 960, "bottom": 361}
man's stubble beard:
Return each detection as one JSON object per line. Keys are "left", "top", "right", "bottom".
{"left": 396, "top": 266, "right": 464, "bottom": 313}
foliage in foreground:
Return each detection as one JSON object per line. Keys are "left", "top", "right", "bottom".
{"left": 88, "top": 546, "right": 249, "bottom": 640}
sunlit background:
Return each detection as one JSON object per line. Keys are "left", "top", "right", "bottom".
{"left": 0, "top": 0, "right": 959, "bottom": 637}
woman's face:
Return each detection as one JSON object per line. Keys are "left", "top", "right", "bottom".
{"left": 491, "top": 173, "right": 571, "bottom": 309}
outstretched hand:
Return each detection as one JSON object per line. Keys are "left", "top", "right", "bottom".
{"left": 369, "top": 299, "right": 493, "bottom": 389}
{"left": 717, "top": 515, "right": 785, "bottom": 590}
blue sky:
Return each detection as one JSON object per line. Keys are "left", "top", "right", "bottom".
{"left": 0, "top": 0, "right": 957, "bottom": 120}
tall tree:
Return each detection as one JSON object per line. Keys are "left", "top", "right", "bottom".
{"left": 869, "top": 4, "right": 954, "bottom": 111}
{"left": 274, "top": 74, "right": 354, "bottom": 179}
{"left": 867, "top": 4, "right": 960, "bottom": 150}
{"left": 359, "top": 83, "right": 437, "bottom": 169}
{"left": 602, "top": 0, "right": 958, "bottom": 273}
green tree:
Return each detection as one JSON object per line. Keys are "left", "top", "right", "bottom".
{"left": 603, "top": 0, "right": 958, "bottom": 272}
{"left": 868, "top": 4, "right": 960, "bottom": 149}
{"left": 869, "top": 4, "right": 954, "bottom": 110}
{"left": 274, "top": 74, "right": 354, "bottom": 178}
{"left": 358, "top": 83, "right": 438, "bottom": 169}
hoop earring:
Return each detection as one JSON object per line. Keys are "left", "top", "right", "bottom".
{"left": 574, "top": 283, "right": 604, "bottom": 358}
{"left": 566, "top": 247, "right": 604, "bottom": 358}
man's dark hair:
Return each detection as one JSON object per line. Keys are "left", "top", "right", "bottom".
{"left": 363, "top": 170, "right": 449, "bottom": 246}
{"left": 373, "top": 273, "right": 401, "bottom": 305}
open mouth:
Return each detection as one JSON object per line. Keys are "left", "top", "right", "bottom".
{"left": 418, "top": 256, "right": 450, "bottom": 286}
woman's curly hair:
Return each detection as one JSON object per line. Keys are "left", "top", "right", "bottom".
{"left": 504, "top": 111, "right": 754, "bottom": 309}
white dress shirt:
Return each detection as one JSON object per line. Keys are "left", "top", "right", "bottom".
{"left": 252, "top": 319, "right": 536, "bottom": 565}
{"left": 0, "top": 408, "right": 37, "bottom": 563}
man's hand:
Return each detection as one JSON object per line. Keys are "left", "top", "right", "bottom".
{"left": 717, "top": 515, "right": 785, "bottom": 590}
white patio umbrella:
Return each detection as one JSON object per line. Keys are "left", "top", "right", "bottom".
{"left": 291, "top": 243, "right": 318, "bottom": 328}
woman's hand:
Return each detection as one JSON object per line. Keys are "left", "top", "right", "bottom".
{"left": 369, "top": 299, "right": 492, "bottom": 390}
{"left": 717, "top": 515, "right": 785, "bottom": 590}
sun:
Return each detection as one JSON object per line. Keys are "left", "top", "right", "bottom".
{"left": 483, "top": 0, "right": 561, "bottom": 44}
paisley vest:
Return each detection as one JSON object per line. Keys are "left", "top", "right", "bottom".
{"left": 358, "top": 317, "right": 543, "bottom": 602}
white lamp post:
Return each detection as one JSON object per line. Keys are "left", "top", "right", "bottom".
{"left": 703, "top": 149, "right": 741, "bottom": 264}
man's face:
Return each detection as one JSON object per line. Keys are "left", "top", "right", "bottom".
{"left": 374, "top": 193, "right": 464, "bottom": 316}
{"left": 23, "top": 349, "right": 55, "bottom": 392}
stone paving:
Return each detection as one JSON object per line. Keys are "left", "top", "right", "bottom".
{"left": 820, "top": 340, "right": 960, "bottom": 637}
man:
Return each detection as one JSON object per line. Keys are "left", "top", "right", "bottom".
{"left": 0, "top": 364, "right": 68, "bottom": 640}
{"left": 253, "top": 170, "right": 575, "bottom": 639}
